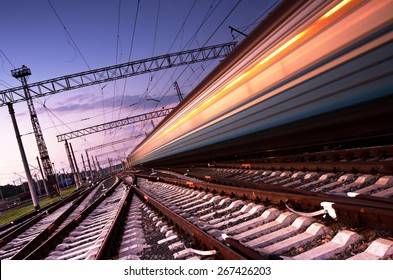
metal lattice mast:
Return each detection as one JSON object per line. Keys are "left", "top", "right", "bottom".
{"left": 86, "top": 150, "right": 94, "bottom": 178}
{"left": 81, "top": 153, "right": 87, "bottom": 180}
{"left": 95, "top": 156, "right": 101, "bottom": 176}
{"left": 11, "top": 66, "right": 59, "bottom": 195}
{"left": 36, "top": 156, "right": 49, "bottom": 195}
{"left": 91, "top": 155, "right": 97, "bottom": 175}
{"left": 64, "top": 140, "right": 80, "bottom": 189}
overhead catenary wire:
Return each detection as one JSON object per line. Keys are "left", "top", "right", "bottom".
{"left": 37, "top": 99, "right": 96, "bottom": 150}
{"left": 131, "top": 0, "right": 261, "bottom": 146}
{"left": 47, "top": 0, "right": 91, "bottom": 70}
{"left": 203, "top": 0, "right": 241, "bottom": 47}
{"left": 46, "top": 0, "right": 111, "bottom": 150}
{"left": 111, "top": 0, "right": 123, "bottom": 121}
{"left": 131, "top": 0, "right": 219, "bottom": 116}
{"left": 127, "top": 0, "right": 197, "bottom": 117}
{"left": 231, "top": 0, "right": 280, "bottom": 40}
{"left": 141, "top": 0, "right": 162, "bottom": 115}
{"left": 113, "top": 0, "right": 222, "bottom": 141}
{"left": 0, "top": 50, "right": 16, "bottom": 71}
{"left": 112, "top": 0, "right": 166, "bottom": 142}
{"left": 150, "top": 0, "right": 232, "bottom": 107}
{"left": 162, "top": 0, "right": 243, "bottom": 102}
{"left": 102, "top": 0, "right": 143, "bottom": 155}
{"left": 116, "top": 0, "right": 141, "bottom": 121}
{"left": 0, "top": 50, "right": 17, "bottom": 89}
{"left": 130, "top": 0, "right": 225, "bottom": 141}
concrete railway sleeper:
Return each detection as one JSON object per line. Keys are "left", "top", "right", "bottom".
{"left": 185, "top": 167, "right": 393, "bottom": 199}
{"left": 24, "top": 177, "right": 124, "bottom": 260}
{"left": 0, "top": 185, "right": 97, "bottom": 260}
{"left": 131, "top": 175, "right": 393, "bottom": 260}
{"left": 5, "top": 175, "right": 215, "bottom": 260}
{"left": 3, "top": 172, "right": 391, "bottom": 260}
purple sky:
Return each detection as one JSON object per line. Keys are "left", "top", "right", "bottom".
{"left": 0, "top": 0, "right": 279, "bottom": 185}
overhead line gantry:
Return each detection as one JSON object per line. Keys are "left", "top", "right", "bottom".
{"left": 56, "top": 107, "right": 174, "bottom": 141}
{"left": 1, "top": 42, "right": 236, "bottom": 204}
{"left": 0, "top": 42, "right": 236, "bottom": 106}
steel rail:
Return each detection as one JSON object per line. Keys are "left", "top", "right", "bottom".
{"left": 10, "top": 187, "right": 93, "bottom": 260}
{"left": 213, "top": 161, "right": 393, "bottom": 175}
{"left": 93, "top": 179, "right": 135, "bottom": 260}
{"left": 0, "top": 187, "right": 87, "bottom": 246}
{"left": 135, "top": 174, "right": 393, "bottom": 235}
{"left": 25, "top": 179, "right": 123, "bottom": 259}
{"left": 132, "top": 185, "right": 246, "bottom": 260}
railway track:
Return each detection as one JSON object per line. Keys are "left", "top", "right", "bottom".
{"left": 133, "top": 175, "right": 393, "bottom": 260}
{"left": 1, "top": 161, "right": 392, "bottom": 260}
{"left": 10, "top": 175, "right": 239, "bottom": 260}
{"left": 163, "top": 145, "right": 393, "bottom": 199}
{"left": 186, "top": 167, "right": 393, "bottom": 199}
{"left": 0, "top": 177, "right": 115, "bottom": 260}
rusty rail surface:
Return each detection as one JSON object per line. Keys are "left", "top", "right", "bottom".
{"left": 211, "top": 161, "right": 393, "bottom": 175}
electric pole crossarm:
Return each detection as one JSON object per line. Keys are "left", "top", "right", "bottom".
{"left": 57, "top": 108, "right": 174, "bottom": 142}
{"left": 0, "top": 42, "right": 237, "bottom": 107}
{"left": 85, "top": 135, "right": 144, "bottom": 152}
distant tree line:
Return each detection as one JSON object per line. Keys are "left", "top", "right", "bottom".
{"left": 0, "top": 182, "right": 28, "bottom": 199}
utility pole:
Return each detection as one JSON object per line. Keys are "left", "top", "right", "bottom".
{"left": 96, "top": 156, "right": 101, "bottom": 176}
{"left": 108, "top": 158, "right": 112, "bottom": 173}
{"left": 69, "top": 142, "right": 83, "bottom": 185}
{"left": 7, "top": 103, "right": 40, "bottom": 210}
{"left": 62, "top": 168, "right": 69, "bottom": 188}
{"left": 34, "top": 173, "right": 42, "bottom": 196}
{"left": 91, "top": 156, "right": 97, "bottom": 177}
{"left": 11, "top": 66, "right": 59, "bottom": 196}
{"left": 36, "top": 156, "right": 49, "bottom": 196}
{"left": 86, "top": 150, "right": 94, "bottom": 179}
{"left": 52, "top": 162, "right": 60, "bottom": 194}
{"left": 64, "top": 140, "right": 80, "bottom": 189}
{"left": 81, "top": 154, "right": 88, "bottom": 180}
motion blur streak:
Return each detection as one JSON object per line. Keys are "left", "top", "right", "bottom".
{"left": 129, "top": 0, "right": 393, "bottom": 166}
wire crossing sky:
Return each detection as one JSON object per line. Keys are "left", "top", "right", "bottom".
{"left": 0, "top": 0, "right": 280, "bottom": 185}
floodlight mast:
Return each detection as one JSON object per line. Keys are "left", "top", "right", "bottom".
{"left": 4, "top": 42, "right": 237, "bottom": 193}
{"left": 11, "top": 65, "right": 60, "bottom": 196}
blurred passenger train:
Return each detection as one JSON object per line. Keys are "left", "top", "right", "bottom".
{"left": 129, "top": 0, "right": 393, "bottom": 166}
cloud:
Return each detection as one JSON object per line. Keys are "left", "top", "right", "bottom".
{"left": 48, "top": 93, "right": 179, "bottom": 114}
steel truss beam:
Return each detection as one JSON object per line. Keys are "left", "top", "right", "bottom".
{"left": 57, "top": 108, "right": 173, "bottom": 142}
{"left": 0, "top": 42, "right": 237, "bottom": 106}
